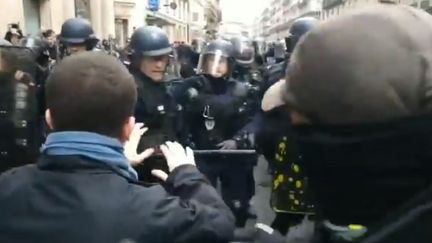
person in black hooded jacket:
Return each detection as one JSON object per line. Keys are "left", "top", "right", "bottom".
{"left": 261, "top": 4, "right": 432, "bottom": 242}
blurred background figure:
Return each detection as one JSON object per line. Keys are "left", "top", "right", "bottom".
{"left": 42, "top": 29, "right": 58, "bottom": 61}
{"left": 174, "top": 43, "right": 200, "bottom": 79}
{"left": 4, "top": 23, "right": 24, "bottom": 46}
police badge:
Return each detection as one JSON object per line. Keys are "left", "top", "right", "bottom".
{"left": 203, "top": 105, "right": 215, "bottom": 131}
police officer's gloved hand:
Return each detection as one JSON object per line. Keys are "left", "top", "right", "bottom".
{"left": 217, "top": 139, "right": 238, "bottom": 150}
{"left": 151, "top": 141, "right": 196, "bottom": 181}
{"left": 232, "top": 83, "right": 250, "bottom": 98}
{"left": 124, "top": 123, "right": 155, "bottom": 166}
{"left": 233, "top": 133, "right": 255, "bottom": 149}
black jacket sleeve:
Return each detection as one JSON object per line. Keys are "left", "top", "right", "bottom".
{"left": 136, "top": 165, "right": 236, "bottom": 243}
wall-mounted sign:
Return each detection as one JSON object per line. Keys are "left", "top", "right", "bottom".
{"left": 149, "top": 0, "right": 160, "bottom": 11}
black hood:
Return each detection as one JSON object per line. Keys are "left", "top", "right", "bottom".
{"left": 293, "top": 114, "right": 432, "bottom": 225}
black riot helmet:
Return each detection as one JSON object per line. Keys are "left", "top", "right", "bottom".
{"left": 60, "top": 18, "right": 98, "bottom": 50}
{"left": 129, "top": 26, "right": 172, "bottom": 58}
{"left": 287, "top": 17, "right": 318, "bottom": 52}
{"left": 196, "top": 39, "right": 234, "bottom": 78}
{"left": 230, "top": 36, "right": 255, "bottom": 66}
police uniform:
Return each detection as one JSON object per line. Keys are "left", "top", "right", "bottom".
{"left": 59, "top": 18, "right": 99, "bottom": 57}
{"left": 230, "top": 36, "right": 266, "bottom": 216}
{"left": 178, "top": 39, "right": 256, "bottom": 227}
{"left": 128, "top": 26, "right": 184, "bottom": 183}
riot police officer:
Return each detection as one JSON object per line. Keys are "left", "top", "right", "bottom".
{"left": 265, "top": 16, "right": 319, "bottom": 92}
{"left": 230, "top": 36, "right": 264, "bottom": 86}
{"left": 177, "top": 39, "right": 256, "bottom": 227}
{"left": 59, "top": 18, "right": 99, "bottom": 56}
{"left": 174, "top": 44, "right": 199, "bottom": 79}
{"left": 128, "top": 26, "right": 183, "bottom": 183}
{"left": 230, "top": 36, "right": 264, "bottom": 217}
{"left": 252, "top": 37, "right": 267, "bottom": 67}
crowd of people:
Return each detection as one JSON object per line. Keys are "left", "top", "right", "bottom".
{"left": 0, "top": 2, "right": 432, "bottom": 243}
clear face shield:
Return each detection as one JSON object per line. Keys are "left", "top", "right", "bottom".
{"left": 197, "top": 50, "right": 229, "bottom": 78}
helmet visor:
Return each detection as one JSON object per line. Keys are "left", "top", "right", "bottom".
{"left": 197, "top": 51, "right": 229, "bottom": 78}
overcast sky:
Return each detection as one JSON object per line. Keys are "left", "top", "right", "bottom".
{"left": 219, "top": 0, "right": 270, "bottom": 25}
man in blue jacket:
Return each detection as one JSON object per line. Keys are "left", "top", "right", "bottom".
{"left": 0, "top": 52, "right": 235, "bottom": 243}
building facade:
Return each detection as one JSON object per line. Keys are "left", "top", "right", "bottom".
{"left": 219, "top": 21, "right": 250, "bottom": 39}
{"left": 146, "top": 0, "right": 190, "bottom": 42}
{"left": 203, "top": 0, "right": 222, "bottom": 40}
{"left": 0, "top": 0, "right": 146, "bottom": 47}
{"left": 145, "top": 0, "right": 221, "bottom": 43}
{"left": 321, "top": 0, "right": 432, "bottom": 20}
{"left": 255, "top": 0, "right": 321, "bottom": 41}
{"left": 189, "top": 0, "right": 207, "bottom": 42}
{"left": 1, "top": 0, "right": 218, "bottom": 47}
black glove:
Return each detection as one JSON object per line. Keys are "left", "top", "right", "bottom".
{"left": 188, "top": 76, "right": 205, "bottom": 90}
{"left": 217, "top": 139, "right": 238, "bottom": 150}
{"left": 232, "top": 82, "right": 250, "bottom": 98}
{"left": 234, "top": 133, "right": 255, "bottom": 149}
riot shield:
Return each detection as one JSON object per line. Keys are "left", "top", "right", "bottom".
{"left": 0, "top": 45, "right": 39, "bottom": 172}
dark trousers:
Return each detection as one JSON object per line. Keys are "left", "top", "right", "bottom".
{"left": 271, "top": 213, "right": 305, "bottom": 235}
{"left": 197, "top": 154, "right": 253, "bottom": 227}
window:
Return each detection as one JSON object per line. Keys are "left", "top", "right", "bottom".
{"left": 164, "top": 0, "right": 169, "bottom": 14}
{"left": 178, "top": 0, "right": 181, "bottom": 19}
{"left": 75, "top": 0, "right": 91, "bottom": 20}
{"left": 23, "top": 0, "right": 41, "bottom": 35}
{"left": 193, "top": 12, "right": 199, "bottom": 22}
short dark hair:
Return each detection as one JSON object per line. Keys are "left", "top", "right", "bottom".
{"left": 43, "top": 29, "right": 55, "bottom": 38}
{"left": 46, "top": 52, "right": 137, "bottom": 138}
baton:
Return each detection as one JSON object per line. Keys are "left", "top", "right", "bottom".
{"left": 193, "top": 149, "right": 256, "bottom": 155}
{"left": 149, "top": 149, "right": 257, "bottom": 158}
